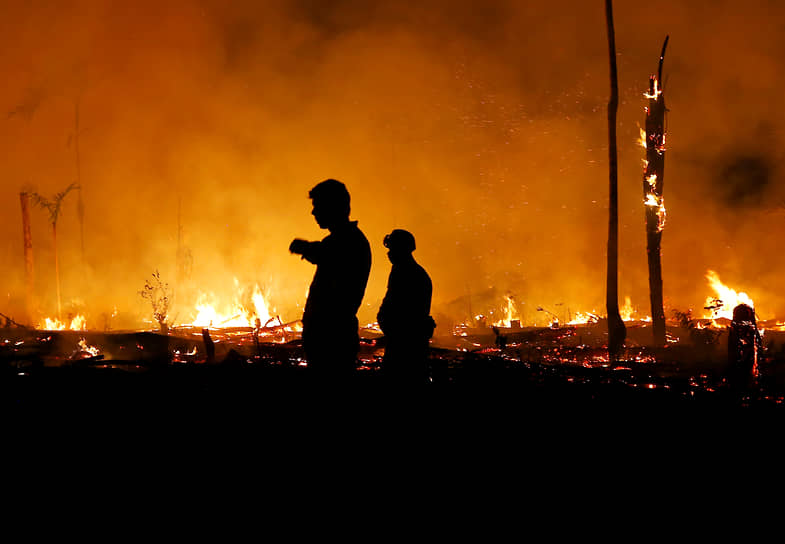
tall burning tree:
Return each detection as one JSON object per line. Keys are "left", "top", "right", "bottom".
{"left": 605, "top": 0, "right": 626, "bottom": 359}
{"left": 30, "top": 183, "right": 79, "bottom": 319}
{"left": 641, "top": 36, "right": 669, "bottom": 346}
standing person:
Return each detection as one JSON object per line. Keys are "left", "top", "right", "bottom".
{"left": 290, "top": 179, "right": 372, "bottom": 382}
{"left": 377, "top": 229, "right": 435, "bottom": 385}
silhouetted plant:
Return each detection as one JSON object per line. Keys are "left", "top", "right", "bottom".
{"left": 140, "top": 270, "right": 172, "bottom": 334}
{"left": 672, "top": 309, "right": 721, "bottom": 345}
{"left": 29, "top": 182, "right": 79, "bottom": 319}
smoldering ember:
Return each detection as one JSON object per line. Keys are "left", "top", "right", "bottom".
{"left": 2, "top": 1, "right": 785, "bottom": 408}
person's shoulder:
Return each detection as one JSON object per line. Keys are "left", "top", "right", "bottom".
{"left": 412, "top": 259, "right": 429, "bottom": 274}
{"left": 415, "top": 261, "right": 432, "bottom": 284}
{"left": 351, "top": 222, "right": 371, "bottom": 245}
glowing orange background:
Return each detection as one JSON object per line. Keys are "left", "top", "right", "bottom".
{"left": 1, "top": 0, "right": 783, "bottom": 330}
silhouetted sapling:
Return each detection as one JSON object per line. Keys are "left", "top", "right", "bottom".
{"left": 140, "top": 270, "right": 172, "bottom": 334}
{"left": 672, "top": 309, "right": 721, "bottom": 345}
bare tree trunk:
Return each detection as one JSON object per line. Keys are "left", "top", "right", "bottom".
{"left": 19, "top": 192, "right": 35, "bottom": 324}
{"left": 605, "top": 0, "right": 626, "bottom": 360}
{"left": 53, "top": 223, "right": 61, "bottom": 319}
{"left": 75, "top": 100, "right": 86, "bottom": 266}
{"left": 643, "top": 37, "right": 669, "bottom": 346}
{"left": 28, "top": 184, "right": 77, "bottom": 321}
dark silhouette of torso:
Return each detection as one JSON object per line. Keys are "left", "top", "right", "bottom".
{"left": 378, "top": 256, "right": 433, "bottom": 384}
{"left": 300, "top": 221, "right": 371, "bottom": 376}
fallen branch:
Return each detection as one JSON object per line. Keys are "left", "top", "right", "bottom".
{"left": 0, "top": 312, "right": 29, "bottom": 329}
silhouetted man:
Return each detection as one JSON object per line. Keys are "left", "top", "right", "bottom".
{"left": 290, "top": 179, "right": 371, "bottom": 381}
{"left": 377, "top": 229, "right": 435, "bottom": 385}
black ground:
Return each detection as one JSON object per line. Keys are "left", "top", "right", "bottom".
{"left": 3, "top": 326, "right": 785, "bottom": 413}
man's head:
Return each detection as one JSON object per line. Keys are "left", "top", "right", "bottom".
{"left": 309, "top": 179, "right": 351, "bottom": 230}
{"left": 383, "top": 229, "right": 416, "bottom": 264}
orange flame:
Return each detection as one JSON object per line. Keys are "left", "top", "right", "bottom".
{"left": 183, "top": 281, "right": 273, "bottom": 329}
{"left": 703, "top": 270, "right": 754, "bottom": 320}
{"left": 38, "top": 314, "right": 87, "bottom": 331}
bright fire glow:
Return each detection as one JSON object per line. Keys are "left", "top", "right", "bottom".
{"left": 620, "top": 296, "right": 635, "bottom": 321}
{"left": 644, "top": 194, "right": 667, "bottom": 232}
{"left": 567, "top": 311, "right": 600, "bottom": 325}
{"left": 183, "top": 281, "right": 273, "bottom": 329}
{"left": 566, "top": 297, "right": 650, "bottom": 325}
{"left": 644, "top": 78, "right": 662, "bottom": 99}
{"left": 621, "top": 295, "right": 652, "bottom": 322}
{"left": 703, "top": 270, "right": 755, "bottom": 320}
{"left": 77, "top": 338, "right": 100, "bottom": 357}
{"left": 38, "top": 314, "right": 87, "bottom": 331}
{"left": 493, "top": 295, "right": 521, "bottom": 328}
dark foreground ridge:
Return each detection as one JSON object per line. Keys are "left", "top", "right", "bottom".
{"left": 3, "top": 327, "right": 785, "bottom": 412}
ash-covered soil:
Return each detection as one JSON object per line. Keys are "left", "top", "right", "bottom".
{"left": 3, "top": 323, "right": 785, "bottom": 410}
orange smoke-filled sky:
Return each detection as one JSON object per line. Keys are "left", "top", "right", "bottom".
{"left": 1, "top": 0, "right": 784, "bottom": 328}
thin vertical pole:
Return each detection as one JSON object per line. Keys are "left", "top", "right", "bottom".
{"left": 605, "top": 0, "right": 627, "bottom": 359}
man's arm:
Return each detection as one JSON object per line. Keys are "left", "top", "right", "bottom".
{"left": 289, "top": 239, "right": 322, "bottom": 264}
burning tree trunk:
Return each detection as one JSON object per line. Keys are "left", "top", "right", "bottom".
{"left": 642, "top": 37, "right": 669, "bottom": 346}
{"left": 19, "top": 192, "right": 35, "bottom": 323}
{"left": 605, "top": 0, "right": 626, "bottom": 359}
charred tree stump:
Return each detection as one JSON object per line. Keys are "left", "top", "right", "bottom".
{"left": 19, "top": 192, "right": 35, "bottom": 324}
{"left": 605, "top": 0, "right": 626, "bottom": 360}
{"left": 202, "top": 328, "right": 215, "bottom": 364}
{"left": 643, "top": 36, "right": 669, "bottom": 346}
{"left": 727, "top": 304, "right": 762, "bottom": 395}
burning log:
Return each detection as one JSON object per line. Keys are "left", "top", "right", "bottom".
{"left": 642, "top": 36, "right": 669, "bottom": 346}
{"left": 604, "top": 0, "right": 627, "bottom": 359}
{"left": 0, "top": 312, "right": 28, "bottom": 329}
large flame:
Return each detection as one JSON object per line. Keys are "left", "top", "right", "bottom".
{"left": 567, "top": 311, "right": 600, "bottom": 325}
{"left": 703, "top": 270, "right": 754, "bottom": 320}
{"left": 184, "top": 281, "right": 273, "bottom": 329}
{"left": 493, "top": 294, "right": 521, "bottom": 327}
{"left": 38, "top": 314, "right": 87, "bottom": 331}
{"left": 566, "top": 296, "right": 650, "bottom": 325}
{"left": 620, "top": 296, "right": 650, "bottom": 322}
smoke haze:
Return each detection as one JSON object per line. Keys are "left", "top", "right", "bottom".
{"left": 2, "top": 0, "right": 784, "bottom": 329}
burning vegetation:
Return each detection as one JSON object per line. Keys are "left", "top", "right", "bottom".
{"left": 2, "top": 1, "right": 785, "bottom": 406}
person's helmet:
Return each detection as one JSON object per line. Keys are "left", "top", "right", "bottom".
{"left": 383, "top": 229, "right": 416, "bottom": 253}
